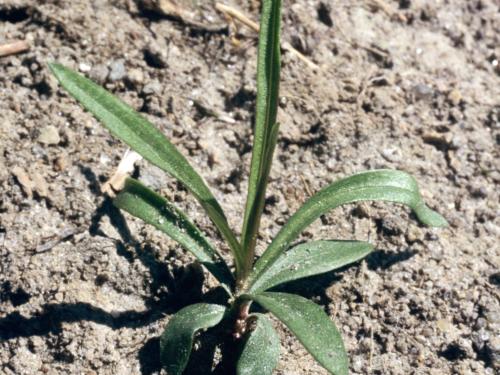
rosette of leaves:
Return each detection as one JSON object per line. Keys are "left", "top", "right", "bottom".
{"left": 49, "top": 1, "right": 447, "bottom": 373}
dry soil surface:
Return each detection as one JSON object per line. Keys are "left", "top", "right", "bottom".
{"left": 1, "top": 0, "right": 499, "bottom": 374}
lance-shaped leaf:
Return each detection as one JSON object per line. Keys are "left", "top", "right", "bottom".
{"left": 160, "top": 303, "right": 226, "bottom": 375}
{"left": 250, "top": 240, "right": 373, "bottom": 293}
{"left": 237, "top": 314, "right": 280, "bottom": 375}
{"left": 246, "top": 292, "right": 348, "bottom": 375}
{"left": 241, "top": 0, "right": 282, "bottom": 263}
{"left": 48, "top": 63, "right": 243, "bottom": 272}
{"left": 114, "top": 178, "right": 234, "bottom": 292}
{"left": 249, "top": 169, "right": 447, "bottom": 287}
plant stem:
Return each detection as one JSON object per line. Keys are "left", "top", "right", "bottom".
{"left": 238, "top": 0, "right": 282, "bottom": 290}
{"left": 235, "top": 243, "right": 254, "bottom": 291}
{"left": 232, "top": 300, "right": 251, "bottom": 339}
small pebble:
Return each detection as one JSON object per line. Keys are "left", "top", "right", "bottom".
{"left": 29, "top": 336, "right": 45, "bottom": 352}
{"left": 282, "top": 124, "right": 302, "bottom": 142}
{"left": 437, "top": 318, "right": 452, "bottom": 332}
{"left": 78, "top": 62, "right": 92, "bottom": 73}
{"left": 109, "top": 59, "right": 126, "bottom": 82}
{"left": 396, "top": 339, "right": 408, "bottom": 353}
{"left": 448, "top": 89, "right": 462, "bottom": 106}
{"left": 142, "top": 81, "right": 162, "bottom": 95}
{"left": 351, "top": 356, "right": 363, "bottom": 372}
{"left": 32, "top": 172, "right": 48, "bottom": 198}
{"left": 127, "top": 68, "right": 144, "bottom": 86}
{"left": 89, "top": 64, "right": 109, "bottom": 84}
{"left": 407, "top": 226, "right": 423, "bottom": 242}
{"left": 474, "top": 317, "right": 487, "bottom": 330}
{"left": 54, "top": 155, "right": 68, "bottom": 171}
{"left": 326, "top": 158, "right": 336, "bottom": 171}
{"left": 38, "top": 125, "right": 60, "bottom": 145}
{"left": 485, "top": 309, "right": 500, "bottom": 325}
{"left": 422, "top": 327, "right": 433, "bottom": 337}
{"left": 12, "top": 166, "right": 33, "bottom": 198}
{"left": 381, "top": 147, "right": 402, "bottom": 162}
{"left": 412, "top": 84, "right": 433, "bottom": 101}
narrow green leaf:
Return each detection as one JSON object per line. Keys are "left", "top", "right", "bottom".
{"left": 250, "top": 240, "right": 373, "bottom": 293}
{"left": 160, "top": 303, "right": 226, "bottom": 375}
{"left": 250, "top": 169, "right": 447, "bottom": 287}
{"left": 237, "top": 314, "right": 280, "bottom": 375}
{"left": 241, "top": 0, "right": 282, "bottom": 265}
{"left": 247, "top": 292, "right": 348, "bottom": 375}
{"left": 48, "top": 62, "right": 243, "bottom": 272}
{"left": 114, "top": 178, "right": 234, "bottom": 292}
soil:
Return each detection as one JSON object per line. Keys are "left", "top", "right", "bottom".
{"left": 1, "top": 0, "right": 499, "bottom": 374}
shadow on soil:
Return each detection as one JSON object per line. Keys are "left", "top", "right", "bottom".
{"left": 268, "top": 248, "right": 417, "bottom": 313}
{"left": 0, "top": 167, "right": 230, "bottom": 374}
{"left": 0, "top": 194, "right": 230, "bottom": 373}
{"left": 0, "top": 166, "right": 418, "bottom": 373}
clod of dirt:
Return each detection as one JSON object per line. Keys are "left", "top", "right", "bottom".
{"left": 142, "top": 81, "right": 162, "bottom": 96}
{"left": 126, "top": 68, "right": 145, "bottom": 87}
{"left": 11, "top": 166, "right": 34, "bottom": 198}
{"left": 447, "top": 89, "right": 462, "bottom": 106}
{"left": 89, "top": 64, "right": 109, "bottom": 84}
{"left": 37, "top": 125, "right": 60, "bottom": 145}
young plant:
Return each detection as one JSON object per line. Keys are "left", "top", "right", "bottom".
{"left": 49, "top": 1, "right": 447, "bottom": 374}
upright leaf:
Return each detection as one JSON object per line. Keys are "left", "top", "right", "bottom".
{"left": 246, "top": 292, "right": 348, "bottom": 375}
{"left": 160, "top": 303, "right": 226, "bottom": 375}
{"left": 114, "top": 178, "right": 234, "bottom": 292}
{"left": 237, "top": 314, "right": 280, "bottom": 375}
{"left": 250, "top": 240, "right": 373, "bottom": 293}
{"left": 240, "top": 0, "right": 282, "bottom": 271}
{"left": 49, "top": 63, "right": 243, "bottom": 272}
{"left": 250, "top": 170, "right": 447, "bottom": 287}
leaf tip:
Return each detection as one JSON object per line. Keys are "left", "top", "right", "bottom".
{"left": 48, "top": 62, "right": 68, "bottom": 85}
{"left": 47, "top": 61, "right": 61, "bottom": 75}
{"left": 415, "top": 205, "right": 448, "bottom": 228}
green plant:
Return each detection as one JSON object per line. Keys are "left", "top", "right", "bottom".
{"left": 49, "top": 1, "right": 447, "bottom": 374}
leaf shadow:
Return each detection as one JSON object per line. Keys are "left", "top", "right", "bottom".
{"left": 266, "top": 247, "right": 418, "bottom": 308}
{"left": 0, "top": 167, "right": 230, "bottom": 375}
{"left": 365, "top": 248, "right": 417, "bottom": 271}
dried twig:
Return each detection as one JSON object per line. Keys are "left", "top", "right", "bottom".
{"left": 215, "top": 3, "right": 319, "bottom": 71}
{"left": 368, "top": 0, "right": 407, "bottom": 22}
{"left": 191, "top": 98, "right": 236, "bottom": 124}
{"left": 140, "top": 0, "right": 227, "bottom": 33}
{"left": 281, "top": 41, "right": 320, "bottom": 71}
{"left": 0, "top": 40, "right": 30, "bottom": 57}
{"left": 299, "top": 174, "right": 314, "bottom": 198}
{"left": 356, "top": 66, "right": 377, "bottom": 105}
{"left": 34, "top": 227, "right": 82, "bottom": 254}
{"left": 216, "top": 3, "right": 259, "bottom": 31}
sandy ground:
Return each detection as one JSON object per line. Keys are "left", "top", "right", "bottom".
{"left": 1, "top": 0, "right": 499, "bottom": 374}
